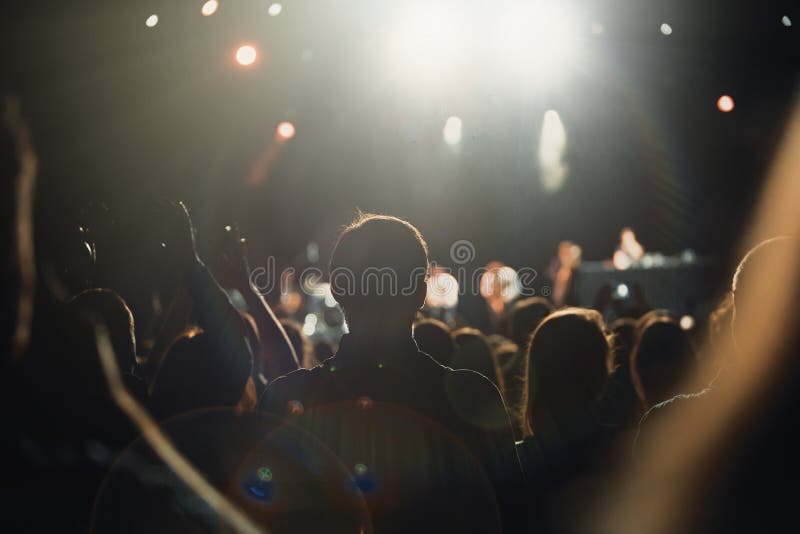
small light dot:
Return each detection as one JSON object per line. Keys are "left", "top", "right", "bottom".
{"left": 268, "top": 3, "right": 282, "bottom": 16}
{"left": 356, "top": 396, "right": 374, "bottom": 410}
{"left": 680, "top": 315, "right": 695, "bottom": 331}
{"left": 782, "top": 15, "right": 792, "bottom": 27}
{"left": 201, "top": 0, "right": 218, "bottom": 16}
{"left": 354, "top": 463, "right": 368, "bottom": 476}
{"left": 377, "top": 363, "right": 384, "bottom": 369}
{"left": 660, "top": 22, "right": 672, "bottom": 36}
{"left": 276, "top": 121, "right": 296, "bottom": 140}
{"left": 329, "top": 364, "right": 337, "bottom": 372}
{"left": 224, "top": 225, "right": 232, "bottom": 232}
{"left": 145, "top": 14, "right": 159, "bottom": 28}
{"left": 257, "top": 467, "right": 273, "bottom": 481}
{"left": 235, "top": 44, "right": 258, "bottom": 66}
{"left": 717, "top": 94, "right": 734, "bottom": 113}
{"left": 286, "top": 400, "right": 304, "bottom": 415}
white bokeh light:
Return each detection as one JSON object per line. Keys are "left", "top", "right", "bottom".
{"left": 145, "top": 14, "right": 159, "bottom": 28}
{"left": 660, "top": 22, "right": 673, "bottom": 35}
{"left": 538, "top": 110, "right": 568, "bottom": 193}
{"left": 443, "top": 116, "right": 463, "bottom": 146}
{"left": 268, "top": 3, "right": 283, "bottom": 17}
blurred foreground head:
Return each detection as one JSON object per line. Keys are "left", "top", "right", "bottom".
{"left": 329, "top": 213, "right": 429, "bottom": 333}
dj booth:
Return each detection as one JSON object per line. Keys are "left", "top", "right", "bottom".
{"left": 571, "top": 253, "right": 716, "bottom": 316}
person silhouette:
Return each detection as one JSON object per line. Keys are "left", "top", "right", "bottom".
{"left": 260, "top": 213, "right": 524, "bottom": 532}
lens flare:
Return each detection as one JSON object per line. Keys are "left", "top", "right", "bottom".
{"left": 443, "top": 116, "right": 463, "bottom": 146}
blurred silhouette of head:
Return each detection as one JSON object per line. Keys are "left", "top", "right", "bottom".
{"left": 630, "top": 316, "right": 696, "bottom": 408}
{"left": 608, "top": 317, "right": 638, "bottom": 374}
{"left": 66, "top": 288, "right": 136, "bottom": 373}
{"left": 508, "top": 296, "right": 554, "bottom": 349}
{"left": 414, "top": 318, "right": 455, "bottom": 366}
{"left": 151, "top": 331, "right": 253, "bottom": 419}
{"left": 329, "top": 213, "right": 428, "bottom": 335}
{"left": 522, "top": 308, "right": 609, "bottom": 436}
{"left": 452, "top": 327, "right": 504, "bottom": 392}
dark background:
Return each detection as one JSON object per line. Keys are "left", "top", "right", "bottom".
{"left": 3, "top": 0, "right": 798, "bottom": 295}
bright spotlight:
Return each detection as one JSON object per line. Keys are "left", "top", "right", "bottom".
{"left": 443, "top": 116, "right": 463, "bottom": 146}
{"left": 660, "top": 22, "right": 673, "bottom": 35}
{"left": 276, "top": 121, "right": 296, "bottom": 140}
{"left": 494, "top": 4, "right": 580, "bottom": 83}
{"left": 145, "top": 14, "right": 159, "bottom": 28}
{"left": 387, "top": 6, "right": 463, "bottom": 82}
{"left": 538, "top": 110, "right": 568, "bottom": 192}
{"left": 201, "top": 0, "right": 218, "bottom": 16}
{"left": 717, "top": 94, "right": 734, "bottom": 113}
{"left": 235, "top": 44, "right": 258, "bottom": 66}
{"left": 680, "top": 315, "right": 695, "bottom": 331}
{"left": 268, "top": 3, "right": 283, "bottom": 17}
{"left": 781, "top": 15, "right": 792, "bottom": 27}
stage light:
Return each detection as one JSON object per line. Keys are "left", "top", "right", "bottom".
{"left": 660, "top": 23, "right": 672, "bottom": 36}
{"left": 717, "top": 94, "right": 734, "bottom": 113}
{"left": 276, "top": 121, "right": 296, "bottom": 140}
{"left": 268, "top": 3, "right": 282, "bottom": 17}
{"left": 235, "top": 44, "right": 258, "bottom": 66}
{"left": 145, "top": 14, "right": 159, "bottom": 28}
{"left": 443, "top": 116, "right": 462, "bottom": 146}
{"left": 493, "top": 3, "right": 580, "bottom": 84}
{"left": 387, "top": 6, "right": 463, "bottom": 82}
{"left": 680, "top": 315, "right": 695, "bottom": 331}
{"left": 782, "top": 15, "right": 792, "bottom": 27}
{"left": 201, "top": 0, "right": 218, "bottom": 16}
{"left": 538, "top": 110, "right": 568, "bottom": 193}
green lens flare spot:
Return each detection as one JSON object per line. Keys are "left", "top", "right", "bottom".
{"left": 257, "top": 467, "right": 273, "bottom": 481}
{"left": 354, "top": 463, "right": 368, "bottom": 476}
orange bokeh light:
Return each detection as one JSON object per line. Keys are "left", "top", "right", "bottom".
{"left": 717, "top": 94, "right": 734, "bottom": 113}
{"left": 235, "top": 44, "right": 258, "bottom": 66}
{"left": 276, "top": 121, "right": 296, "bottom": 140}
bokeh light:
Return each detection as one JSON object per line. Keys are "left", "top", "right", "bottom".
{"left": 680, "top": 315, "right": 695, "bottom": 331}
{"left": 443, "top": 116, "right": 463, "bottom": 146}
{"left": 781, "top": 15, "right": 792, "bottom": 27}
{"left": 539, "top": 110, "right": 568, "bottom": 193}
{"left": 388, "top": 6, "right": 463, "bottom": 82}
{"left": 660, "top": 23, "right": 673, "bottom": 36}
{"left": 235, "top": 44, "right": 258, "bottom": 66}
{"left": 717, "top": 94, "right": 735, "bottom": 113}
{"left": 268, "top": 3, "right": 283, "bottom": 17}
{"left": 426, "top": 272, "right": 459, "bottom": 309}
{"left": 145, "top": 14, "right": 159, "bottom": 28}
{"left": 276, "top": 121, "right": 296, "bottom": 140}
{"left": 201, "top": 0, "right": 218, "bottom": 17}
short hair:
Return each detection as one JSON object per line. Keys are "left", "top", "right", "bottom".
{"left": 414, "top": 318, "right": 455, "bottom": 366}
{"left": 329, "top": 213, "right": 428, "bottom": 309}
{"left": 452, "top": 327, "right": 505, "bottom": 393}
{"left": 522, "top": 308, "right": 609, "bottom": 436}
{"left": 733, "top": 236, "right": 794, "bottom": 301}
{"left": 630, "top": 316, "right": 695, "bottom": 408}
{"left": 507, "top": 296, "right": 554, "bottom": 349}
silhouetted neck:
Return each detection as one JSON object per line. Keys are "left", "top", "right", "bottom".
{"left": 335, "top": 328, "right": 419, "bottom": 365}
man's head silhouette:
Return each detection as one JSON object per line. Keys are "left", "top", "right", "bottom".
{"left": 329, "top": 213, "right": 429, "bottom": 335}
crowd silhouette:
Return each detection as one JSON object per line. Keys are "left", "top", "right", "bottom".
{"left": 4, "top": 98, "right": 800, "bottom": 534}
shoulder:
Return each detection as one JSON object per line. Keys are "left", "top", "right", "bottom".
{"left": 258, "top": 363, "right": 327, "bottom": 412}
{"left": 443, "top": 367, "right": 511, "bottom": 430}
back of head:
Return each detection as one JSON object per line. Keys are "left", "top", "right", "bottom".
{"left": 523, "top": 308, "right": 609, "bottom": 435}
{"left": 609, "top": 317, "right": 638, "bottom": 373}
{"left": 452, "top": 327, "right": 504, "bottom": 392}
{"left": 508, "top": 296, "right": 554, "bottom": 349}
{"left": 414, "top": 318, "right": 455, "bottom": 366}
{"left": 329, "top": 213, "right": 429, "bottom": 327}
{"left": 151, "top": 331, "right": 252, "bottom": 419}
{"left": 630, "top": 316, "right": 696, "bottom": 407}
